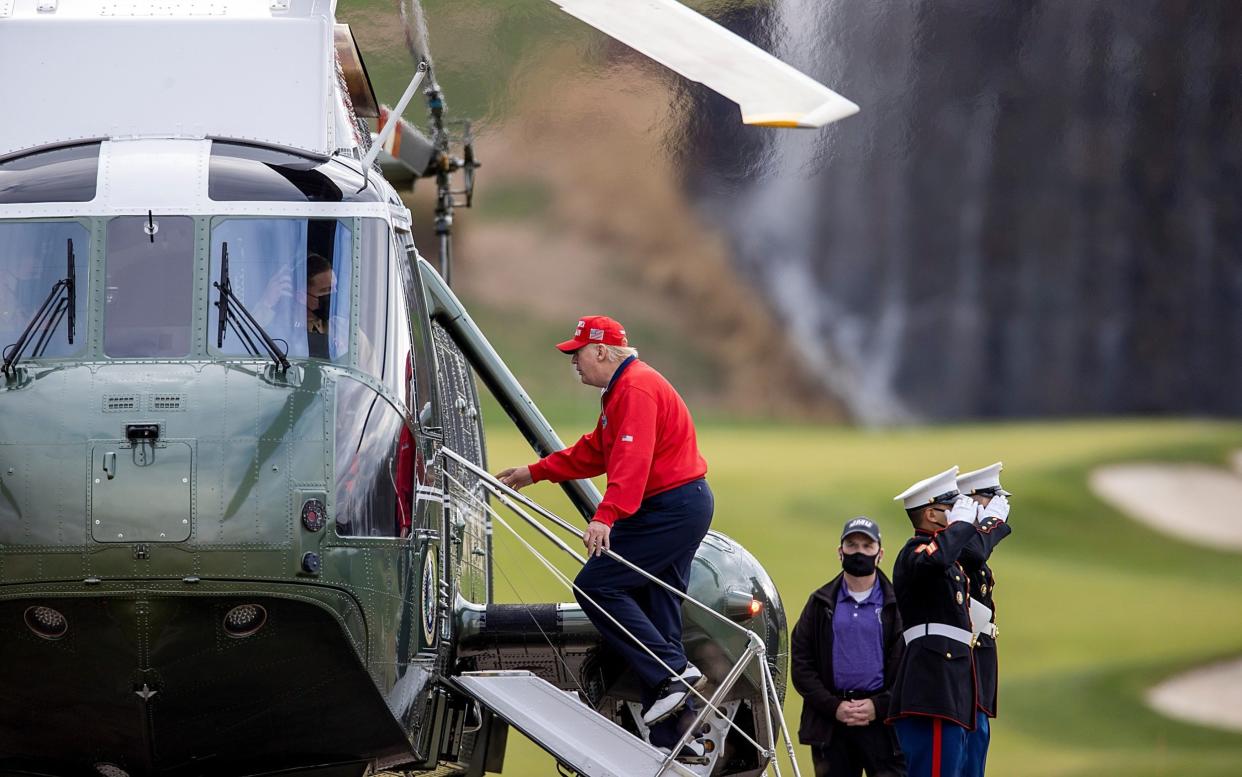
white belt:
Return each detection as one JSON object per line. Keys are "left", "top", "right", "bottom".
{"left": 903, "top": 623, "right": 975, "bottom": 647}
{"left": 969, "top": 597, "right": 998, "bottom": 640}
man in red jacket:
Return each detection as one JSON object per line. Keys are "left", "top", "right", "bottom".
{"left": 498, "top": 315, "right": 713, "bottom": 731}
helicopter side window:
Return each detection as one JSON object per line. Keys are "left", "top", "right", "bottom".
{"left": 0, "top": 143, "right": 99, "bottom": 205}
{"left": 334, "top": 377, "right": 412, "bottom": 538}
{"left": 209, "top": 218, "right": 353, "bottom": 363}
{"left": 207, "top": 142, "right": 381, "bottom": 204}
{"left": 401, "top": 244, "right": 438, "bottom": 430}
{"left": 104, "top": 216, "right": 194, "bottom": 358}
{"left": 0, "top": 221, "right": 90, "bottom": 362}
{"left": 357, "top": 219, "right": 414, "bottom": 408}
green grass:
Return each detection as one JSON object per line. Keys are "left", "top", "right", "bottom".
{"left": 480, "top": 417, "right": 1242, "bottom": 776}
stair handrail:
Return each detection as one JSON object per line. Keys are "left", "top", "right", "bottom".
{"left": 441, "top": 448, "right": 753, "bottom": 636}
{"left": 440, "top": 450, "right": 803, "bottom": 777}
{"left": 443, "top": 469, "right": 771, "bottom": 768}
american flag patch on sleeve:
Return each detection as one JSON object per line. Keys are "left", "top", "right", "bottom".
{"left": 621, "top": 434, "right": 634, "bottom": 442}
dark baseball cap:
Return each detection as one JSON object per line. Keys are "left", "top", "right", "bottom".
{"left": 840, "top": 516, "right": 881, "bottom": 545}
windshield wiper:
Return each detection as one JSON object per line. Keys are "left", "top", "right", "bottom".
{"left": 2, "top": 238, "right": 76, "bottom": 376}
{"left": 213, "top": 242, "right": 290, "bottom": 373}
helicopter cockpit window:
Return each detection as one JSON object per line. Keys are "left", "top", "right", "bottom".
{"left": 0, "top": 221, "right": 90, "bottom": 361}
{"left": 334, "top": 377, "right": 414, "bottom": 539}
{"left": 209, "top": 218, "right": 353, "bottom": 363}
{"left": 208, "top": 142, "right": 381, "bottom": 204}
{"left": 357, "top": 219, "right": 414, "bottom": 407}
{"left": 0, "top": 143, "right": 99, "bottom": 204}
{"left": 104, "top": 216, "right": 195, "bottom": 358}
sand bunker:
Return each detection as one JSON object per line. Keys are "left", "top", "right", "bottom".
{"left": 1089, "top": 462, "right": 1242, "bottom": 551}
{"left": 1091, "top": 454, "right": 1242, "bottom": 733}
{"left": 1146, "top": 657, "right": 1242, "bottom": 733}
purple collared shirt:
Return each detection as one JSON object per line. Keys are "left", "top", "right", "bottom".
{"left": 831, "top": 580, "right": 885, "bottom": 693}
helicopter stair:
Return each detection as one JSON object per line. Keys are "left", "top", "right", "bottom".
{"left": 451, "top": 670, "right": 697, "bottom": 777}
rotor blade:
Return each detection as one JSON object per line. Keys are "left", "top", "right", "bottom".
{"left": 548, "top": 0, "right": 858, "bottom": 128}
{"left": 398, "top": 0, "right": 434, "bottom": 68}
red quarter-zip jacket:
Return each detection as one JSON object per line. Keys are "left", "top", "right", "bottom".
{"left": 528, "top": 358, "right": 708, "bottom": 527}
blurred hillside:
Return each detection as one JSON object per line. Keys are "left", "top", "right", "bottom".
{"left": 447, "top": 60, "right": 846, "bottom": 422}
{"left": 344, "top": 0, "right": 846, "bottom": 422}
{"left": 346, "top": 0, "right": 1242, "bottom": 425}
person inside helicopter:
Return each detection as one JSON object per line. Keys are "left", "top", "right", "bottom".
{"left": 252, "top": 251, "right": 345, "bottom": 360}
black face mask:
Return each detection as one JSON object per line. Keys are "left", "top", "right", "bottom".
{"left": 842, "top": 551, "right": 878, "bottom": 577}
{"left": 313, "top": 294, "right": 332, "bottom": 322}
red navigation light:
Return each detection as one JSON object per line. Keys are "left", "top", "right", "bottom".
{"left": 725, "top": 589, "right": 765, "bottom": 621}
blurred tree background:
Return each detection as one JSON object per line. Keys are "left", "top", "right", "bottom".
{"left": 344, "top": 0, "right": 1242, "bottom": 426}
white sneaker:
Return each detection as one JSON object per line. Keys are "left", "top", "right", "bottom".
{"left": 679, "top": 661, "right": 703, "bottom": 686}
{"left": 642, "top": 669, "right": 708, "bottom": 725}
{"left": 658, "top": 738, "right": 707, "bottom": 763}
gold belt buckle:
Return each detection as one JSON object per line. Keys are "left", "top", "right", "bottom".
{"left": 970, "top": 633, "right": 979, "bottom": 649}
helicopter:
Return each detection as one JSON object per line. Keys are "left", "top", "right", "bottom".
{"left": 0, "top": 1, "right": 857, "bottom": 775}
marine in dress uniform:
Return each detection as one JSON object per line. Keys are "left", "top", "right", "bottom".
{"left": 956, "top": 463, "right": 1013, "bottom": 777}
{"left": 496, "top": 316, "right": 713, "bottom": 754}
{"left": 885, "top": 467, "right": 1010, "bottom": 777}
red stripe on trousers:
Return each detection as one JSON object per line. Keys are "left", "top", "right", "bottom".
{"left": 932, "top": 717, "right": 942, "bottom": 777}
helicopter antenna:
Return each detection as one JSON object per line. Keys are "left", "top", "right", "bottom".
{"left": 359, "top": 60, "right": 429, "bottom": 190}
{"left": 427, "top": 78, "right": 452, "bottom": 285}
{"left": 426, "top": 81, "right": 480, "bottom": 287}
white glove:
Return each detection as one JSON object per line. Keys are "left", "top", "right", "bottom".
{"left": 981, "top": 494, "right": 1010, "bottom": 522}
{"left": 947, "top": 495, "right": 978, "bottom": 525}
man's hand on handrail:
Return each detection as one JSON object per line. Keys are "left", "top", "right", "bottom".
{"left": 583, "top": 520, "right": 611, "bottom": 557}
{"left": 496, "top": 465, "right": 533, "bottom": 490}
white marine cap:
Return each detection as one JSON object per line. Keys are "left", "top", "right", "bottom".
{"left": 957, "top": 462, "right": 1012, "bottom": 497}
{"left": 894, "top": 466, "right": 960, "bottom": 510}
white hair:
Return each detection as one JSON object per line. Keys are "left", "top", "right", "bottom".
{"left": 603, "top": 344, "right": 638, "bottom": 362}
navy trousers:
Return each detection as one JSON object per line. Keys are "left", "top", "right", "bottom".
{"left": 892, "top": 717, "right": 968, "bottom": 777}
{"left": 574, "top": 479, "right": 713, "bottom": 690}
{"left": 962, "top": 711, "right": 989, "bottom": 777}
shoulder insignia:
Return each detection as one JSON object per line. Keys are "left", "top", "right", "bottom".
{"left": 915, "top": 542, "right": 938, "bottom": 555}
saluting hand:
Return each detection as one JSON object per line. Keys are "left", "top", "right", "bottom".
{"left": 583, "top": 520, "right": 611, "bottom": 557}
{"left": 981, "top": 494, "right": 1010, "bottom": 522}
{"left": 947, "top": 495, "right": 978, "bottom": 525}
{"left": 496, "top": 466, "right": 533, "bottom": 491}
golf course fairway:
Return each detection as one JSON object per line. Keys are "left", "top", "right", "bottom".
{"left": 479, "top": 418, "right": 1242, "bottom": 776}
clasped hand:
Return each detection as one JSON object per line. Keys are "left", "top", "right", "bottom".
{"left": 835, "top": 698, "right": 876, "bottom": 726}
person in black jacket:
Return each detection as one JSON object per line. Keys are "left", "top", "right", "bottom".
{"left": 886, "top": 467, "right": 1010, "bottom": 777}
{"left": 791, "top": 517, "right": 908, "bottom": 777}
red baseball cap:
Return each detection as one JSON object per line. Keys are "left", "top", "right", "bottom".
{"left": 555, "top": 315, "right": 629, "bottom": 353}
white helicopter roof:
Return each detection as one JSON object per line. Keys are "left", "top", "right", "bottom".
{"left": 0, "top": 0, "right": 342, "bottom": 159}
